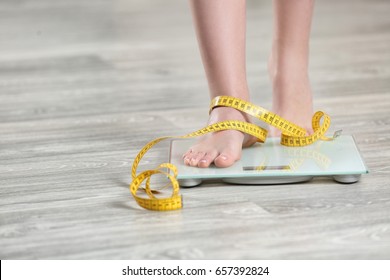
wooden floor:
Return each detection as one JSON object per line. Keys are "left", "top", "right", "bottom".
{"left": 1, "top": 0, "right": 390, "bottom": 259}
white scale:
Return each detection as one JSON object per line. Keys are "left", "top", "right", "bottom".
{"left": 169, "top": 135, "right": 368, "bottom": 187}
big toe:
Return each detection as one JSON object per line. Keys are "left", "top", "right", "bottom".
{"left": 214, "top": 152, "right": 238, "bottom": 168}
{"left": 197, "top": 154, "right": 214, "bottom": 168}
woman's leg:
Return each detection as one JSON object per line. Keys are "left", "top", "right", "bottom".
{"left": 269, "top": 0, "right": 315, "bottom": 135}
{"left": 183, "top": 0, "right": 256, "bottom": 168}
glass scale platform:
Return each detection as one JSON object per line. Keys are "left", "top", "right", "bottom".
{"left": 169, "top": 135, "right": 368, "bottom": 187}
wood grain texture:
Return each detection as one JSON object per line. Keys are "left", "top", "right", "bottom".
{"left": 0, "top": 0, "right": 389, "bottom": 259}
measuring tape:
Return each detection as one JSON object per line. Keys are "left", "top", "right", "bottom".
{"left": 130, "top": 96, "right": 338, "bottom": 211}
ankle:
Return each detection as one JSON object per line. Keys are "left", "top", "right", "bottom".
{"left": 209, "top": 82, "right": 250, "bottom": 101}
{"left": 272, "top": 74, "right": 310, "bottom": 90}
{"left": 210, "top": 90, "right": 250, "bottom": 103}
{"left": 208, "top": 106, "right": 251, "bottom": 125}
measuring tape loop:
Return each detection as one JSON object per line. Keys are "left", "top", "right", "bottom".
{"left": 130, "top": 96, "right": 339, "bottom": 211}
{"left": 130, "top": 120, "right": 267, "bottom": 211}
{"left": 210, "top": 96, "right": 307, "bottom": 137}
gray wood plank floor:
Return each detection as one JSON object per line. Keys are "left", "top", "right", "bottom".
{"left": 1, "top": 0, "right": 389, "bottom": 259}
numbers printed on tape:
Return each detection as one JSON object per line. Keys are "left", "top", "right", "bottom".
{"left": 130, "top": 96, "right": 338, "bottom": 211}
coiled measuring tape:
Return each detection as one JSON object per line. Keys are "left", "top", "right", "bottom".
{"left": 130, "top": 96, "right": 339, "bottom": 211}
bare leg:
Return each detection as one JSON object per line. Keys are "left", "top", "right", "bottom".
{"left": 183, "top": 0, "right": 257, "bottom": 168}
{"left": 269, "top": 0, "right": 315, "bottom": 135}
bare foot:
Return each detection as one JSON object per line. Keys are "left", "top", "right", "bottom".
{"left": 182, "top": 106, "right": 257, "bottom": 168}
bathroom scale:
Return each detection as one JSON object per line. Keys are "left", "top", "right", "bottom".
{"left": 169, "top": 135, "right": 368, "bottom": 187}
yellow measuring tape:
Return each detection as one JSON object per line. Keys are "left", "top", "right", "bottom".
{"left": 130, "top": 96, "right": 337, "bottom": 211}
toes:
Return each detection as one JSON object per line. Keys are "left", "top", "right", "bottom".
{"left": 185, "top": 151, "right": 206, "bottom": 167}
{"left": 197, "top": 151, "right": 218, "bottom": 168}
{"left": 214, "top": 152, "right": 238, "bottom": 168}
{"left": 183, "top": 149, "right": 219, "bottom": 168}
{"left": 181, "top": 129, "right": 248, "bottom": 169}
{"left": 183, "top": 156, "right": 191, "bottom": 166}
{"left": 191, "top": 152, "right": 207, "bottom": 166}
{"left": 182, "top": 150, "right": 191, "bottom": 160}
{"left": 183, "top": 150, "right": 193, "bottom": 166}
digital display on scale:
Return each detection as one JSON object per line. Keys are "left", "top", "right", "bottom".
{"left": 243, "top": 165, "right": 291, "bottom": 171}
